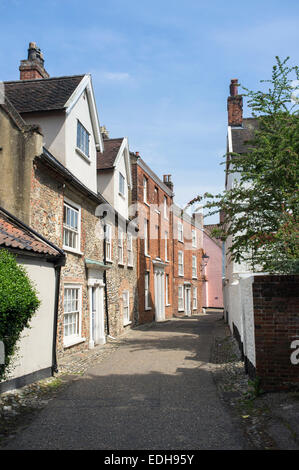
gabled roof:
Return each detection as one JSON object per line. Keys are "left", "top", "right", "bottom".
{"left": 231, "top": 118, "right": 258, "bottom": 154}
{"left": 4, "top": 75, "right": 85, "bottom": 113}
{"left": 97, "top": 138, "right": 123, "bottom": 170}
{"left": 0, "top": 207, "right": 65, "bottom": 259}
{"left": 4, "top": 74, "right": 103, "bottom": 152}
{"left": 97, "top": 137, "right": 133, "bottom": 189}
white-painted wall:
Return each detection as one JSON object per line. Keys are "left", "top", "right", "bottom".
{"left": 114, "top": 149, "right": 129, "bottom": 220}
{"left": 65, "top": 89, "right": 97, "bottom": 193}
{"left": 7, "top": 258, "right": 56, "bottom": 381}
{"left": 24, "top": 112, "right": 66, "bottom": 165}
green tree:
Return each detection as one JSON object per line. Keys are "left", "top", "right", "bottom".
{"left": 0, "top": 249, "right": 40, "bottom": 380}
{"left": 190, "top": 57, "right": 299, "bottom": 274}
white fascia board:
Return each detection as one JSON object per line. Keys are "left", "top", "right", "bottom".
{"left": 64, "top": 74, "right": 104, "bottom": 153}
{"left": 114, "top": 137, "right": 133, "bottom": 189}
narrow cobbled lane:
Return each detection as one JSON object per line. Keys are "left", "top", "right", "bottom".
{"left": 4, "top": 313, "right": 246, "bottom": 450}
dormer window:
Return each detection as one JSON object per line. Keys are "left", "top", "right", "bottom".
{"left": 77, "top": 120, "right": 89, "bottom": 157}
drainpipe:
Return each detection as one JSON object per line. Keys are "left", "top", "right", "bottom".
{"left": 51, "top": 258, "right": 65, "bottom": 375}
{"left": 103, "top": 222, "right": 110, "bottom": 337}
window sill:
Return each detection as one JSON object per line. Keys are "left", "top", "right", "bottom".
{"left": 144, "top": 254, "right": 151, "bottom": 258}
{"left": 145, "top": 307, "right": 152, "bottom": 311}
{"left": 105, "top": 259, "right": 113, "bottom": 264}
{"left": 178, "top": 309, "right": 185, "bottom": 313}
{"left": 144, "top": 201, "right": 150, "bottom": 207}
{"left": 76, "top": 147, "right": 90, "bottom": 163}
{"left": 118, "top": 192, "right": 126, "bottom": 200}
{"left": 178, "top": 274, "right": 184, "bottom": 277}
{"left": 166, "top": 304, "right": 171, "bottom": 307}
{"left": 63, "top": 246, "right": 83, "bottom": 256}
{"left": 123, "top": 320, "right": 132, "bottom": 327}
{"left": 127, "top": 264, "right": 134, "bottom": 269}
{"left": 192, "top": 277, "right": 198, "bottom": 280}
{"left": 118, "top": 263, "right": 125, "bottom": 267}
{"left": 64, "top": 336, "right": 86, "bottom": 349}
{"left": 178, "top": 240, "right": 184, "bottom": 244}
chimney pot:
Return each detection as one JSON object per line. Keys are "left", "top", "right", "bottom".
{"left": 19, "top": 42, "right": 49, "bottom": 80}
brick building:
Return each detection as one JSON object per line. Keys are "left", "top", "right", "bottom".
{"left": 130, "top": 153, "right": 174, "bottom": 324}
{"left": 2, "top": 42, "right": 138, "bottom": 360}
{"left": 172, "top": 205, "right": 203, "bottom": 316}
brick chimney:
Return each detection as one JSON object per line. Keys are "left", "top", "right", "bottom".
{"left": 227, "top": 79, "right": 243, "bottom": 127}
{"left": 19, "top": 42, "right": 49, "bottom": 80}
{"left": 163, "top": 174, "right": 174, "bottom": 191}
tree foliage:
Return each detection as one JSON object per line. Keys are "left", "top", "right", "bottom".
{"left": 190, "top": 57, "right": 299, "bottom": 274}
{"left": 0, "top": 249, "right": 40, "bottom": 380}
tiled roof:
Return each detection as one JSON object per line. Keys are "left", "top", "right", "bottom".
{"left": 231, "top": 118, "right": 258, "bottom": 154}
{"left": 97, "top": 138, "right": 123, "bottom": 170}
{"left": 4, "top": 75, "right": 85, "bottom": 113}
{"left": 0, "top": 208, "right": 64, "bottom": 258}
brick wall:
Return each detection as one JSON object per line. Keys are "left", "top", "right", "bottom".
{"left": 253, "top": 275, "right": 299, "bottom": 392}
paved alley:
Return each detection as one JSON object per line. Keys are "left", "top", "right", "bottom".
{"left": 3, "top": 313, "right": 246, "bottom": 450}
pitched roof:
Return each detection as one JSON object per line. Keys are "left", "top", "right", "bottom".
{"left": 97, "top": 138, "right": 123, "bottom": 170}
{"left": 0, "top": 207, "right": 64, "bottom": 259}
{"left": 231, "top": 118, "right": 258, "bottom": 154}
{"left": 4, "top": 75, "right": 85, "bottom": 113}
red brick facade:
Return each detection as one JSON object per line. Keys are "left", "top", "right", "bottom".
{"left": 173, "top": 208, "right": 203, "bottom": 316}
{"left": 253, "top": 275, "right": 299, "bottom": 392}
{"left": 131, "top": 154, "right": 174, "bottom": 324}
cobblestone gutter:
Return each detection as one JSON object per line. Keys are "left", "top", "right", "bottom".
{"left": 210, "top": 319, "right": 299, "bottom": 450}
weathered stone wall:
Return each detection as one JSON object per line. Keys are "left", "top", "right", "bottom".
{"left": 0, "top": 104, "right": 43, "bottom": 224}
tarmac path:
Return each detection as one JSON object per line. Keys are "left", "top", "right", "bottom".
{"left": 4, "top": 313, "right": 246, "bottom": 450}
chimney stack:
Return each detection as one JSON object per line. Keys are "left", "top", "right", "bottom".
{"left": 227, "top": 78, "right": 243, "bottom": 127}
{"left": 19, "top": 42, "right": 49, "bottom": 80}
{"left": 100, "top": 126, "right": 109, "bottom": 139}
{"left": 163, "top": 174, "right": 174, "bottom": 191}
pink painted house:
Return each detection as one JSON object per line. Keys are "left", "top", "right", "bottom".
{"left": 202, "top": 225, "right": 223, "bottom": 309}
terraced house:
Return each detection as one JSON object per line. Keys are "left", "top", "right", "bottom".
{"left": 172, "top": 205, "right": 204, "bottom": 317}
{"left": 130, "top": 153, "right": 175, "bottom": 324}
{"left": 1, "top": 42, "right": 138, "bottom": 361}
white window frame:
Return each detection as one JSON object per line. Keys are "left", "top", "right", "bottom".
{"left": 178, "top": 221, "right": 184, "bottom": 242}
{"left": 165, "top": 231, "right": 168, "bottom": 261}
{"left": 164, "top": 196, "right": 168, "bottom": 219}
{"left": 145, "top": 272, "right": 151, "bottom": 310}
{"left": 178, "top": 285, "right": 184, "bottom": 311}
{"left": 143, "top": 176, "right": 148, "bottom": 204}
{"left": 63, "top": 284, "right": 84, "bottom": 347}
{"left": 123, "top": 290, "right": 130, "bottom": 325}
{"left": 105, "top": 223, "right": 112, "bottom": 262}
{"left": 127, "top": 232, "right": 134, "bottom": 267}
{"left": 63, "top": 199, "right": 81, "bottom": 254}
{"left": 119, "top": 172, "right": 125, "bottom": 197}
{"left": 193, "top": 287, "right": 197, "bottom": 310}
{"left": 178, "top": 250, "right": 184, "bottom": 276}
{"left": 192, "top": 229, "right": 197, "bottom": 248}
{"left": 144, "top": 218, "right": 149, "bottom": 255}
{"left": 76, "top": 120, "right": 89, "bottom": 158}
{"left": 192, "top": 255, "right": 197, "bottom": 279}
{"left": 165, "top": 274, "right": 170, "bottom": 306}
{"left": 118, "top": 226, "right": 124, "bottom": 265}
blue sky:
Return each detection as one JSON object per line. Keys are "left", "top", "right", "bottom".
{"left": 1, "top": 0, "right": 298, "bottom": 222}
